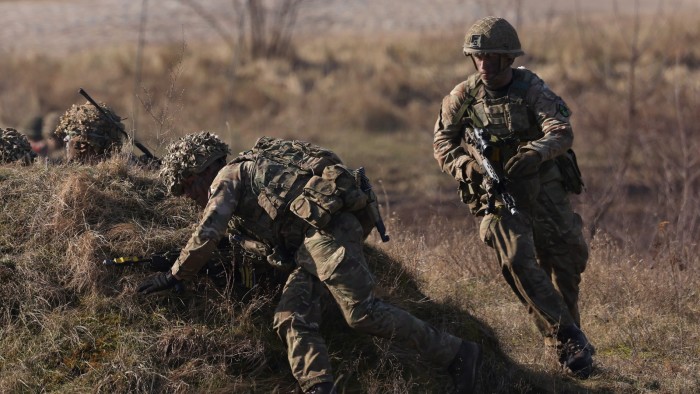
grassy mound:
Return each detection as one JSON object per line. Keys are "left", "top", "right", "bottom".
{"left": 0, "top": 158, "right": 615, "bottom": 393}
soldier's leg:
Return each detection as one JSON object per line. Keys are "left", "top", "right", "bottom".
{"left": 273, "top": 266, "right": 333, "bottom": 391}
{"left": 297, "top": 212, "right": 462, "bottom": 368}
{"left": 533, "top": 180, "right": 589, "bottom": 328}
{"left": 479, "top": 211, "right": 577, "bottom": 334}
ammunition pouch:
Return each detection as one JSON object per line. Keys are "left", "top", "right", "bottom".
{"left": 458, "top": 180, "right": 487, "bottom": 216}
{"left": 554, "top": 149, "right": 584, "bottom": 194}
{"left": 290, "top": 164, "right": 368, "bottom": 229}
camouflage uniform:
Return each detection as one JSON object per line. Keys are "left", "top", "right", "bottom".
{"left": 160, "top": 132, "right": 280, "bottom": 293}
{"left": 433, "top": 17, "right": 589, "bottom": 345}
{"left": 0, "top": 128, "right": 36, "bottom": 165}
{"left": 169, "top": 137, "right": 463, "bottom": 391}
{"left": 54, "top": 102, "right": 124, "bottom": 163}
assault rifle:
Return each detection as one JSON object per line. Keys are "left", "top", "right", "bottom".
{"left": 103, "top": 249, "right": 180, "bottom": 271}
{"left": 104, "top": 237, "right": 236, "bottom": 270}
{"left": 78, "top": 88, "right": 159, "bottom": 163}
{"left": 465, "top": 127, "right": 518, "bottom": 216}
{"left": 103, "top": 236, "right": 265, "bottom": 290}
{"left": 356, "top": 167, "right": 390, "bottom": 242}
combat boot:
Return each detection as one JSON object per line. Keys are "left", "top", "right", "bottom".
{"left": 557, "top": 325, "right": 594, "bottom": 379}
{"left": 448, "top": 340, "right": 482, "bottom": 393}
{"left": 305, "top": 382, "right": 336, "bottom": 394}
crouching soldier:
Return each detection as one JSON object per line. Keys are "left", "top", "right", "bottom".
{"left": 54, "top": 102, "right": 125, "bottom": 163}
{"left": 156, "top": 131, "right": 285, "bottom": 294}
{"left": 138, "top": 134, "right": 483, "bottom": 393}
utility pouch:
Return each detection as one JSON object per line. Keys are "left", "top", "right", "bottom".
{"left": 290, "top": 175, "right": 340, "bottom": 229}
{"left": 555, "top": 149, "right": 584, "bottom": 194}
{"left": 290, "top": 164, "right": 369, "bottom": 229}
{"left": 458, "top": 181, "right": 486, "bottom": 216}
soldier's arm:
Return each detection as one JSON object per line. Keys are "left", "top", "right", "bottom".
{"left": 520, "top": 75, "right": 574, "bottom": 161}
{"left": 433, "top": 83, "right": 476, "bottom": 183}
{"left": 170, "top": 163, "right": 247, "bottom": 280}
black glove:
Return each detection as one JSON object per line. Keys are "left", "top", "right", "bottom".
{"left": 504, "top": 150, "right": 541, "bottom": 177}
{"left": 137, "top": 271, "right": 181, "bottom": 295}
{"left": 148, "top": 253, "right": 177, "bottom": 272}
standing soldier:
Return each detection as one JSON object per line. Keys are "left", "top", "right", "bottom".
{"left": 0, "top": 127, "right": 36, "bottom": 165}
{"left": 433, "top": 17, "right": 594, "bottom": 378}
{"left": 138, "top": 134, "right": 482, "bottom": 393}
{"left": 54, "top": 102, "right": 124, "bottom": 163}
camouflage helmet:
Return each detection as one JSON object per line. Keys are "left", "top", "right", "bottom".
{"left": 55, "top": 101, "right": 124, "bottom": 161}
{"left": 463, "top": 16, "right": 524, "bottom": 57}
{"left": 0, "top": 128, "right": 36, "bottom": 164}
{"left": 159, "top": 131, "right": 231, "bottom": 196}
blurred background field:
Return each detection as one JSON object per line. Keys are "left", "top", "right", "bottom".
{"left": 0, "top": 0, "right": 698, "bottom": 392}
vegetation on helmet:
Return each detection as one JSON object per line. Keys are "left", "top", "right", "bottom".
{"left": 0, "top": 127, "right": 36, "bottom": 164}
{"left": 463, "top": 16, "right": 524, "bottom": 57}
{"left": 159, "top": 131, "right": 231, "bottom": 196}
{"left": 55, "top": 102, "right": 125, "bottom": 162}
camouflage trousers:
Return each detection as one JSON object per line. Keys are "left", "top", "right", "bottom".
{"left": 273, "top": 212, "right": 462, "bottom": 391}
{"left": 479, "top": 177, "right": 589, "bottom": 340}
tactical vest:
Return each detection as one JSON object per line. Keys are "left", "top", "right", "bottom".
{"left": 227, "top": 136, "right": 375, "bottom": 257}
{"left": 452, "top": 68, "right": 544, "bottom": 164}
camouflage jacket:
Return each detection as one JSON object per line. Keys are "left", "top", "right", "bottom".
{"left": 170, "top": 138, "right": 346, "bottom": 281}
{"left": 433, "top": 67, "right": 574, "bottom": 184}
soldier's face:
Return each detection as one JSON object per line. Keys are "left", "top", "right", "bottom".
{"left": 472, "top": 53, "right": 514, "bottom": 89}
{"left": 66, "top": 139, "right": 99, "bottom": 163}
{"left": 182, "top": 174, "right": 211, "bottom": 208}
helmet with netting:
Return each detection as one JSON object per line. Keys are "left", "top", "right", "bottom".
{"left": 0, "top": 128, "right": 36, "bottom": 164}
{"left": 463, "top": 16, "right": 524, "bottom": 57}
{"left": 159, "top": 131, "right": 231, "bottom": 196}
{"left": 55, "top": 101, "right": 125, "bottom": 160}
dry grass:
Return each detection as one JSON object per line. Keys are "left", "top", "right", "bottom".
{"left": 0, "top": 10, "right": 699, "bottom": 394}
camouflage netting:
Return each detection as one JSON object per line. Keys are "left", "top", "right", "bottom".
{"left": 0, "top": 128, "right": 35, "bottom": 164}
{"left": 159, "top": 131, "right": 231, "bottom": 196}
{"left": 54, "top": 101, "right": 124, "bottom": 150}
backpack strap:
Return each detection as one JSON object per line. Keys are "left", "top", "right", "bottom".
{"left": 451, "top": 74, "right": 483, "bottom": 127}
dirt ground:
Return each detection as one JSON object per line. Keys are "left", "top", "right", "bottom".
{"left": 0, "top": 0, "right": 695, "bottom": 56}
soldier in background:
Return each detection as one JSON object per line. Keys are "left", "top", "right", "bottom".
{"left": 54, "top": 102, "right": 124, "bottom": 163}
{"left": 21, "top": 116, "right": 47, "bottom": 157}
{"left": 0, "top": 127, "right": 36, "bottom": 165}
{"left": 41, "top": 111, "right": 65, "bottom": 161}
{"left": 138, "top": 133, "right": 482, "bottom": 394}
{"left": 433, "top": 16, "right": 594, "bottom": 378}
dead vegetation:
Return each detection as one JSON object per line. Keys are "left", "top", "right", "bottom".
{"left": 0, "top": 9, "right": 699, "bottom": 394}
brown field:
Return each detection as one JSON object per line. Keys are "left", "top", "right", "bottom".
{"left": 0, "top": 1, "right": 699, "bottom": 393}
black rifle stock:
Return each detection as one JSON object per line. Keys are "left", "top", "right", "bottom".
{"left": 78, "top": 88, "right": 159, "bottom": 162}
{"left": 356, "top": 167, "right": 390, "bottom": 242}
{"left": 466, "top": 127, "right": 518, "bottom": 216}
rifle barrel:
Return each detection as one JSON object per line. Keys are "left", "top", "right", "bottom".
{"left": 78, "top": 88, "right": 158, "bottom": 161}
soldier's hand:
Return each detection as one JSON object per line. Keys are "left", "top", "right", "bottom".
{"left": 505, "top": 150, "right": 541, "bottom": 177}
{"left": 464, "top": 160, "right": 485, "bottom": 184}
{"left": 148, "top": 254, "right": 175, "bottom": 272}
{"left": 137, "top": 271, "right": 181, "bottom": 295}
